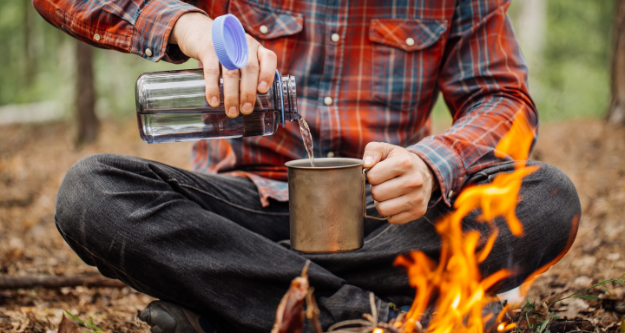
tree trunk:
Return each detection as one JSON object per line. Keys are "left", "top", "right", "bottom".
{"left": 514, "top": 0, "right": 547, "bottom": 70}
{"left": 608, "top": 0, "right": 625, "bottom": 124}
{"left": 24, "top": 0, "right": 34, "bottom": 86}
{"left": 75, "top": 41, "right": 99, "bottom": 144}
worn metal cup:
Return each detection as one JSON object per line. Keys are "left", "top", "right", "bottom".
{"left": 285, "top": 158, "right": 387, "bottom": 254}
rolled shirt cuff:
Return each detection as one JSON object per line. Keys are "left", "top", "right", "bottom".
{"left": 132, "top": 0, "right": 207, "bottom": 63}
{"left": 407, "top": 137, "right": 467, "bottom": 207}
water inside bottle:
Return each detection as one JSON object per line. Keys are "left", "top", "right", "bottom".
{"left": 298, "top": 118, "right": 315, "bottom": 167}
{"left": 138, "top": 109, "right": 280, "bottom": 144}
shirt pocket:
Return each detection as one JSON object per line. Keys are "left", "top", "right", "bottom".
{"left": 229, "top": 0, "right": 304, "bottom": 73}
{"left": 369, "top": 19, "right": 447, "bottom": 112}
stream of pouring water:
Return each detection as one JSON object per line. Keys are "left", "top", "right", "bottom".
{"left": 298, "top": 118, "right": 315, "bottom": 167}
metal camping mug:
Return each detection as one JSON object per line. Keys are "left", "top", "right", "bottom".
{"left": 285, "top": 158, "right": 388, "bottom": 254}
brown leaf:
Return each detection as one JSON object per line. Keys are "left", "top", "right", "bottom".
{"left": 305, "top": 289, "right": 323, "bottom": 333}
{"left": 561, "top": 298, "right": 588, "bottom": 319}
{"left": 271, "top": 261, "right": 311, "bottom": 333}
{"left": 58, "top": 315, "right": 80, "bottom": 333}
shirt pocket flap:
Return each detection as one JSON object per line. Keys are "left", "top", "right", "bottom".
{"left": 369, "top": 19, "right": 447, "bottom": 51}
{"left": 230, "top": 0, "right": 304, "bottom": 40}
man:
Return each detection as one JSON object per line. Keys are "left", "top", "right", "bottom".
{"left": 33, "top": 0, "right": 580, "bottom": 332}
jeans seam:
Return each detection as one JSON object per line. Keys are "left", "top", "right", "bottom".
{"left": 364, "top": 225, "right": 392, "bottom": 244}
{"left": 175, "top": 182, "right": 290, "bottom": 216}
{"left": 55, "top": 220, "right": 168, "bottom": 300}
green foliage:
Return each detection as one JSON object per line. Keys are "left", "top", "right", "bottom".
{"left": 0, "top": 1, "right": 195, "bottom": 119}
{"left": 511, "top": 0, "right": 617, "bottom": 122}
{"left": 0, "top": 1, "right": 65, "bottom": 105}
{"left": 64, "top": 310, "right": 104, "bottom": 333}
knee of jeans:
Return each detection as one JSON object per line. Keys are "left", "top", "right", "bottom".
{"left": 55, "top": 154, "right": 116, "bottom": 237}
{"left": 490, "top": 162, "right": 581, "bottom": 293}
{"left": 526, "top": 161, "right": 581, "bottom": 263}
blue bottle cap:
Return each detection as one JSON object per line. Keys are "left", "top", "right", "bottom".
{"left": 212, "top": 14, "right": 249, "bottom": 70}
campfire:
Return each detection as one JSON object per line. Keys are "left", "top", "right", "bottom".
{"left": 388, "top": 112, "right": 537, "bottom": 333}
{"left": 272, "top": 112, "right": 577, "bottom": 333}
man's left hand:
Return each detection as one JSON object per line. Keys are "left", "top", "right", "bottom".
{"left": 363, "top": 142, "right": 439, "bottom": 224}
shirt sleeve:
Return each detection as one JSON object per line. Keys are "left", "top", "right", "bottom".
{"left": 406, "top": 0, "right": 538, "bottom": 207}
{"left": 31, "top": 0, "right": 206, "bottom": 64}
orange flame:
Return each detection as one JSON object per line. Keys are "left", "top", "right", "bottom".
{"left": 392, "top": 112, "right": 539, "bottom": 332}
{"left": 494, "top": 111, "right": 535, "bottom": 166}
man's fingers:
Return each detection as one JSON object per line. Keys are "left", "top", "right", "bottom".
{"left": 257, "top": 45, "right": 277, "bottom": 94}
{"left": 370, "top": 175, "right": 423, "bottom": 202}
{"left": 239, "top": 37, "right": 262, "bottom": 115}
{"left": 222, "top": 66, "right": 240, "bottom": 118}
{"left": 202, "top": 56, "right": 221, "bottom": 108}
{"left": 374, "top": 194, "right": 427, "bottom": 224}
{"left": 374, "top": 194, "right": 422, "bottom": 217}
{"left": 363, "top": 142, "right": 393, "bottom": 168}
{"left": 367, "top": 151, "right": 419, "bottom": 185}
{"left": 387, "top": 211, "right": 419, "bottom": 225}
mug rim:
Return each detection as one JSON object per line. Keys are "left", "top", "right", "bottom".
{"left": 285, "top": 157, "right": 363, "bottom": 169}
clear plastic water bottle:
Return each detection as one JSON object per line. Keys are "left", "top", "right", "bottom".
{"left": 134, "top": 14, "right": 300, "bottom": 144}
{"left": 135, "top": 69, "right": 299, "bottom": 144}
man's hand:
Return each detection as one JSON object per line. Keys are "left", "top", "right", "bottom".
{"left": 363, "top": 142, "right": 439, "bottom": 224}
{"left": 169, "top": 13, "right": 277, "bottom": 118}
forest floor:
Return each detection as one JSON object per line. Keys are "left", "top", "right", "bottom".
{"left": 0, "top": 118, "right": 624, "bottom": 332}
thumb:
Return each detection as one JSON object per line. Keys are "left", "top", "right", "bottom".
{"left": 362, "top": 142, "right": 393, "bottom": 168}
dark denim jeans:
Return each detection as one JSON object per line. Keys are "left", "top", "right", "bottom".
{"left": 55, "top": 154, "right": 580, "bottom": 333}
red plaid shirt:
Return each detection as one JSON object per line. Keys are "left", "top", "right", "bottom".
{"left": 33, "top": 0, "right": 537, "bottom": 207}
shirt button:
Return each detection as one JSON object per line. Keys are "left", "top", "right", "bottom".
{"left": 327, "top": 152, "right": 335, "bottom": 158}
{"left": 447, "top": 190, "right": 454, "bottom": 198}
{"left": 259, "top": 25, "right": 269, "bottom": 34}
{"left": 323, "top": 97, "right": 333, "bottom": 106}
{"left": 93, "top": 33, "right": 101, "bottom": 41}
{"left": 406, "top": 37, "right": 415, "bottom": 46}
{"left": 331, "top": 33, "right": 340, "bottom": 43}
{"left": 145, "top": 48, "right": 153, "bottom": 57}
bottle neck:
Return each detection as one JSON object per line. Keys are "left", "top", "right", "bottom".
{"left": 275, "top": 74, "right": 299, "bottom": 122}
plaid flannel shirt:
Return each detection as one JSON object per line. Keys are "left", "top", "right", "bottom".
{"left": 33, "top": 0, "right": 537, "bottom": 208}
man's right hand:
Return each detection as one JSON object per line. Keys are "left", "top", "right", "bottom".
{"left": 169, "top": 12, "right": 278, "bottom": 118}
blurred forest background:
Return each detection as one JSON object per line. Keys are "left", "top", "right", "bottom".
{"left": 2, "top": 1, "right": 625, "bottom": 331}
{"left": 0, "top": 0, "right": 618, "bottom": 127}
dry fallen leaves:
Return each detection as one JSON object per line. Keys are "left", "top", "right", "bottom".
{"left": 58, "top": 315, "right": 79, "bottom": 333}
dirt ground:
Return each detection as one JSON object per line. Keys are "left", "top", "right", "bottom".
{"left": 0, "top": 118, "right": 624, "bottom": 332}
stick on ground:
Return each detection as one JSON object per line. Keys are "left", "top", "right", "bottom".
{"left": 0, "top": 274, "right": 127, "bottom": 289}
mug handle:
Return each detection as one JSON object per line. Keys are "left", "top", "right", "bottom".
{"left": 362, "top": 168, "right": 389, "bottom": 221}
